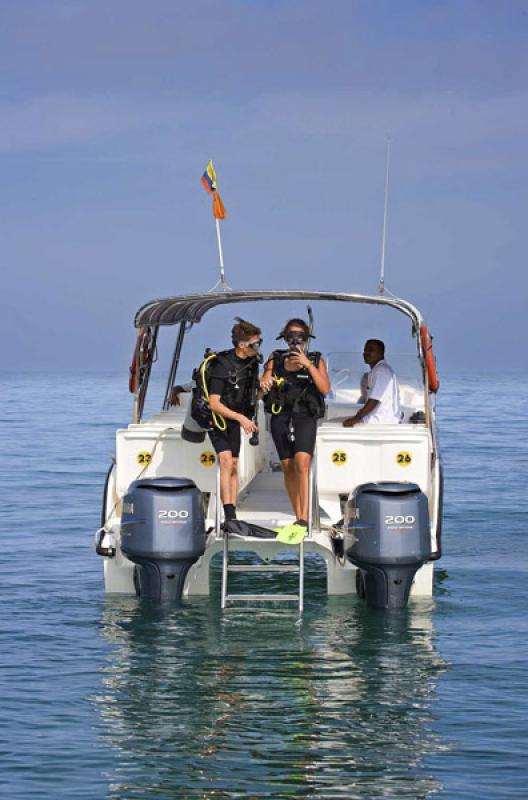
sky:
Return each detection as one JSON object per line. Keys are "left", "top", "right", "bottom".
{"left": 2, "top": 0, "right": 527, "bottom": 375}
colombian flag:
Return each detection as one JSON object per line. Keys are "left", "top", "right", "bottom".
{"left": 201, "top": 160, "right": 217, "bottom": 194}
{"left": 201, "top": 160, "right": 227, "bottom": 218}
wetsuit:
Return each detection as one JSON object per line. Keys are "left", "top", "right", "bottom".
{"left": 207, "top": 350, "right": 256, "bottom": 457}
{"left": 266, "top": 351, "right": 325, "bottom": 461}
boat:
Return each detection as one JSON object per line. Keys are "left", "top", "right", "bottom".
{"left": 95, "top": 289, "right": 442, "bottom": 611}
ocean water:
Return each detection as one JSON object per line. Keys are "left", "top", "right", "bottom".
{"left": 0, "top": 371, "right": 526, "bottom": 799}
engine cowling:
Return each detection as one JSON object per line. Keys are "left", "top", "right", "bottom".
{"left": 344, "top": 482, "right": 432, "bottom": 609}
{"left": 120, "top": 477, "right": 206, "bottom": 602}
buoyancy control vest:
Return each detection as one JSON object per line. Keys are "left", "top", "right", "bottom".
{"left": 190, "top": 349, "right": 260, "bottom": 430}
{"left": 264, "top": 350, "right": 326, "bottom": 419}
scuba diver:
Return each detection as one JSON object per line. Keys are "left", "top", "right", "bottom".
{"left": 261, "top": 318, "right": 330, "bottom": 540}
{"left": 201, "top": 320, "right": 262, "bottom": 523}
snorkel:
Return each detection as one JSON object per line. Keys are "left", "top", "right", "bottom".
{"left": 246, "top": 338, "right": 264, "bottom": 363}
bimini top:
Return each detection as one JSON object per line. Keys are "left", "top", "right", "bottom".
{"left": 134, "top": 290, "right": 424, "bottom": 329}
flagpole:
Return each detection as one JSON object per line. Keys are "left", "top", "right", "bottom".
{"left": 378, "top": 137, "right": 391, "bottom": 295}
{"left": 210, "top": 216, "right": 231, "bottom": 292}
{"left": 215, "top": 218, "right": 225, "bottom": 284}
{"left": 202, "top": 159, "right": 231, "bottom": 292}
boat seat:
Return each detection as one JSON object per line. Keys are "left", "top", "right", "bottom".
{"left": 326, "top": 399, "right": 424, "bottom": 424}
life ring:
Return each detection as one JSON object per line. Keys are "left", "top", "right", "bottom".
{"left": 129, "top": 328, "right": 153, "bottom": 394}
{"left": 420, "top": 324, "right": 439, "bottom": 393}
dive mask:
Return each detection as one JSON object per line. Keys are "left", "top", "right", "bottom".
{"left": 241, "top": 339, "right": 263, "bottom": 360}
{"left": 285, "top": 332, "right": 307, "bottom": 347}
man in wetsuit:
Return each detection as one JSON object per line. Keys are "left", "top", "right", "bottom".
{"left": 207, "top": 320, "right": 262, "bottom": 523}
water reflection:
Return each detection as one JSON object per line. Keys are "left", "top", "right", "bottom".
{"left": 95, "top": 567, "right": 447, "bottom": 799}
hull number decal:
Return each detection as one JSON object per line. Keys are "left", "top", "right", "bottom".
{"left": 396, "top": 451, "right": 412, "bottom": 466}
{"left": 332, "top": 450, "right": 348, "bottom": 466}
{"left": 136, "top": 451, "right": 152, "bottom": 466}
{"left": 200, "top": 451, "right": 216, "bottom": 467}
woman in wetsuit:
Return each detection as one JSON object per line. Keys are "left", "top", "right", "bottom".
{"left": 261, "top": 318, "right": 330, "bottom": 537}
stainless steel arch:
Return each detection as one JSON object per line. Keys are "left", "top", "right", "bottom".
{"left": 134, "top": 290, "right": 424, "bottom": 331}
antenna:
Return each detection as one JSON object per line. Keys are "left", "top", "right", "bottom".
{"left": 378, "top": 137, "right": 391, "bottom": 295}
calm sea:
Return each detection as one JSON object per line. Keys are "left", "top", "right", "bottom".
{"left": 1, "top": 372, "right": 526, "bottom": 799}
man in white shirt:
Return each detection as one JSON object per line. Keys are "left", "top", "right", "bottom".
{"left": 342, "top": 339, "right": 401, "bottom": 427}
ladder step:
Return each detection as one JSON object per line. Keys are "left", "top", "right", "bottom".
{"left": 227, "top": 565, "right": 299, "bottom": 573}
{"left": 226, "top": 594, "right": 299, "bottom": 603}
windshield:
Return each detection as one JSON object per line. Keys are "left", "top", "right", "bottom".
{"left": 326, "top": 351, "right": 424, "bottom": 408}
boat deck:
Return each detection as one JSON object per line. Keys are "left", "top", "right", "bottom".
{"left": 235, "top": 470, "right": 332, "bottom": 531}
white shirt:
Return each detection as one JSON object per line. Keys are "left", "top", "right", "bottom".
{"left": 361, "top": 359, "right": 401, "bottom": 424}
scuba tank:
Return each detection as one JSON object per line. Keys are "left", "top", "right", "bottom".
{"left": 181, "top": 403, "right": 208, "bottom": 443}
{"left": 181, "top": 350, "right": 223, "bottom": 443}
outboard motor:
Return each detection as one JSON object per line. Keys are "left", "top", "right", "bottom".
{"left": 344, "top": 482, "right": 432, "bottom": 609}
{"left": 121, "top": 477, "right": 206, "bottom": 602}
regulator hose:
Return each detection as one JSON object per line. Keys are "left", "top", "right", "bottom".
{"left": 200, "top": 354, "right": 227, "bottom": 431}
{"left": 271, "top": 374, "right": 285, "bottom": 415}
